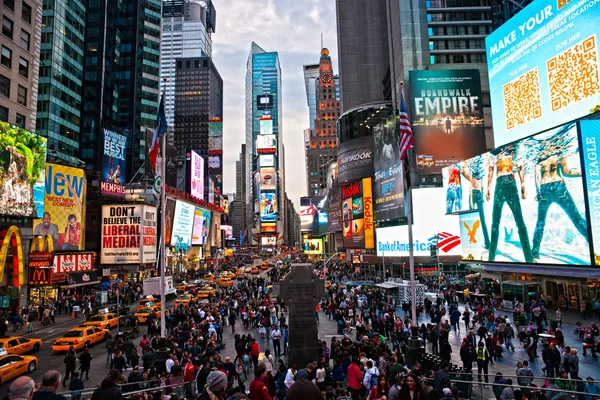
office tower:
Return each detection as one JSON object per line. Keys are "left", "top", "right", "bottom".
{"left": 335, "top": 0, "right": 390, "bottom": 112}
{"left": 234, "top": 144, "right": 246, "bottom": 245}
{"left": 305, "top": 48, "right": 341, "bottom": 196}
{"left": 0, "top": 0, "right": 41, "bottom": 132}
{"left": 36, "top": 0, "right": 85, "bottom": 165}
{"left": 161, "top": 0, "right": 215, "bottom": 126}
{"left": 244, "top": 42, "right": 282, "bottom": 245}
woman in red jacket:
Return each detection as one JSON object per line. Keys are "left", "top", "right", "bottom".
{"left": 347, "top": 357, "right": 363, "bottom": 400}
{"left": 368, "top": 375, "right": 389, "bottom": 400}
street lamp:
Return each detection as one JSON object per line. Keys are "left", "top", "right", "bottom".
{"left": 323, "top": 252, "right": 344, "bottom": 276}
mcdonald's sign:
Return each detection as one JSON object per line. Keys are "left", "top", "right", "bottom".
{"left": 0, "top": 226, "right": 25, "bottom": 286}
{"left": 28, "top": 267, "right": 52, "bottom": 286}
{"left": 30, "top": 234, "right": 54, "bottom": 252}
{"left": 29, "top": 234, "right": 54, "bottom": 269}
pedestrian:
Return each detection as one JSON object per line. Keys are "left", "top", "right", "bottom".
{"left": 459, "top": 339, "right": 474, "bottom": 372}
{"left": 556, "top": 308, "right": 563, "bottom": 327}
{"left": 91, "top": 369, "right": 123, "bottom": 400}
{"left": 63, "top": 346, "right": 77, "bottom": 388}
{"left": 105, "top": 334, "right": 115, "bottom": 366}
{"left": 32, "top": 370, "right": 67, "bottom": 400}
{"left": 112, "top": 351, "right": 127, "bottom": 373}
{"left": 249, "top": 365, "right": 271, "bottom": 400}
{"left": 475, "top": 342, "right": 490, "bottom": 386}
{"left": 78, "top": 348, "right": 92, "bottom": 380}
{"left": 271, "top": 326, "right": 281, "bottom": 357}
{"left": 517, "top": 360, "right": 534, "bottom": 388}
{"left": 492, "top": 372, "right": 506, "bottom": 400}
{"left": 68, "top": 372, "right": 84, "bottom": 400}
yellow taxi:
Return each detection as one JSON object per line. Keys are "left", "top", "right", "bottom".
{"left": 52, "top": 326, "right": 110, "bottom": 351}
{"left": 236, "top": 271, "right": 247, "bottom": 279}
{"left": 261, "top": 262, "right": 269, "bottom": 270}
{"left": 83, "top": 313, "right": 119, "bottom": 330}
{"left": 134, "top": 307, "right": 160, "bottom": 324}
{"left": 0, "top": 354, "right": 37, "bottom": 384}
{"left": 217, "top": 277, "right": 233, "bottom": 287}
{"left": 251, "top": 266, "right": 259, "bottom": 274}
{"left": 224, "top": 271, "right": 236, "bottom": 280}
{"left": 245, "top": 266, "right": 252, "bottom": 273}
{"left": 137, "top": 297, "right": 161, "bottom": 312}
{"left": 197, "top": 287, "right": 216, "bottom": 298}
{"left": 176, "top": 282, "right": 190, "bottom": 293}
{"left": 174, "top": 293, "right": 194, "bottom": 307}
{"left": 325, "top": 280, "right": 332, "bottom": 289}
{"left": 204, "top": 273, "right": 215, "bottom": 282}
{"left": 0, "top": 337, "right": 42, "bottom": 356}
{"left": 236, "top": 268, "right": 246, "bottom": 277}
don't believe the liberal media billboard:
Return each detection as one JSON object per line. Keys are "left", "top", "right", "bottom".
{"left": 486, "top": 0, "right": 600, "bottom": 147}
{"left": 101, "top": 205, "right": 157, "bottom": 264}
{"left": 409, "top": 69, "right": 487, "bottom": 174}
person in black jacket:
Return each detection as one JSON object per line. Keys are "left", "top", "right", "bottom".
{"left": 32, "top": 370, "right": 67, "bottom": 400}
{"left": 63, "top": 347, "right": 77, "bottom": 388}
{"left": 91, "top": 369, "right": 122, "bottom": 400}
{"left": 459, "top": 340, "right": 474, "bottom": 372}
{"left": 78, "top": 348, "right": 92, "bottom": 380}
{"left": 68, "top": 372, "right": 84, "bottom": 400}
{"left": 439, "top": 340, "right": 452, "bottom": 362}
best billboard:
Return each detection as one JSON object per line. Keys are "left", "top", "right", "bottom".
{"left": 341, "top": 177, "right": 374, "bottom": 249}
{"left": 101, "top": 205, "right": 157, "bottom": 264}
{"left": 171, "top": 200, "right": 195, "bottom": 251}
{"left": 189, "top": 150, "right": 204, "bottom": 200}
{"left": 409, "top": 69, "right": 486, "bottom": 174}
{"left": 33, "top": 164, "right": 86, "bottom": 251}
{"left": 260, "top": 191, "right": 277, "bottom": 222}
{"left": 304, "top": 238, "right": 324, "bottom": 255}
{"left": 442, "top": 122, "right": 591, "bottom": 265}
{"left": 373, "top": 114, "right": 405, "bottom": 221}
{"left": 337, "top": 136, "right": 373, "bottom": 183}
{"left": 101, "top": 128, "right": 126, "bottom": 197}
{"left": 486, "top": 0, "right": 600, "bottom": 147}
{"left": 326, "top": 162, "right": 342, "bottom": 232}
{"left": 376, "top": 188, "right": 461, "bottom": 257}
{"left": 0, "top": 121, "right": 46, "bottom": 218}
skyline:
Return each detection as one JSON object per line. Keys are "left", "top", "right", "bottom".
{"left": 212, "top": 0, "right": 339, "bottom": 208}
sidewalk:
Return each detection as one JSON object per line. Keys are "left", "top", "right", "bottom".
{"left": 498, "top": 306, "right": 598, "bottom": 326}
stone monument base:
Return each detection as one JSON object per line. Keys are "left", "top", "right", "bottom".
{"left": 288, "top": 346, "right": 322, "bottom": 369}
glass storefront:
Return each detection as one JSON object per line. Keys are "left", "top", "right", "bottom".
{"left": 29, "top": 286, "right": 58, "bottom": 304}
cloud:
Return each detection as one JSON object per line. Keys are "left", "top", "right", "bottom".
{"left": 212, "top": 0, "right": 338, "bottom": 209}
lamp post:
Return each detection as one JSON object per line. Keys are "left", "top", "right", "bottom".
{"left": 323, "top": 252, "right": 343, "bottom": 277}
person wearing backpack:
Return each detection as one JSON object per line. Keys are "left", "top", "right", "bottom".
{"left": 362, "top": 360, "right": 380, "bottom": 398}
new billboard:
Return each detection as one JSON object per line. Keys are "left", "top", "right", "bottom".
{"left": 171, "top": 200, "right": 195, "bottom": 251}
{"left": 409, "top": 69, "right": 486, "bottom": 174}
{"left": 101, "top": 205, "right": 157, "bottom": 264}
{"left": 260, "top": 167, "right": 276, "bottom": 191}
{"left": 337, "top": 136, "right": 373, "bottom": 183}
{"left": 373, "top": 114, "right": 405, "bottom": 221}
{"left": 257, "top": 135, "right": 277, "bottom": 154}
{"left": 101, "top": 128, "right": 126, "bottom": 197}
{"left": 304, "top": 238, "right": 324, "bottom": 255}
{"left": 442, "top": 122, "right": 590, "bottom": 265}
{"left": 260, "top": 191, "right": 277, "bottom": 222}
{"left": 486, "top": 0, "right": 600, "bottom": 147}
{"left": 33, "top": 164, "right": 86, "bottom": 251}
{"left": 376, "top": 188, "right": 461, "bottom": 257}
{"left": 341, "top": 177, "right": 374, "bottom": 249}
{"left": 189, "top": 150, "right": 204, "bottom": 200}
{"left": 326, "top": 162, "right": 342, "bottom": 232}
{"left": 0, "top": 121, "right": 46, "bottom": 218}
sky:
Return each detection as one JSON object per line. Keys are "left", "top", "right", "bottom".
{"left": 212, "top": 0, "right": 338, "bottom": 209}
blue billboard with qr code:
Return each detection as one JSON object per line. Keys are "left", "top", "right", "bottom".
{"left": 486, "top": 0, "right": 600, "bottom": 148}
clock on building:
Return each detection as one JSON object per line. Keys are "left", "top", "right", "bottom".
{"left": 321, "top": 72, "right": 332, "bottom": 84}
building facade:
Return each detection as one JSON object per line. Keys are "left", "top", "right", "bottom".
{"left": 0, "top": 0, "right": 41, "bottom": 132}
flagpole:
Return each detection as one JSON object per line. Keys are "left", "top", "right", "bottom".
{"left": 159, "top": 79, "right": 167, "bottom": 338}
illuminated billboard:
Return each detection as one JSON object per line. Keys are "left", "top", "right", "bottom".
{"left": 578, "top": 120, "right": 600, "bottom": 265}
{"left": 257, "top": 135, "right": 277, "bottom": 154}
{"left": 341, "top": 177, "right": 374, "bottom": 249}
{"left": 260, "top": 117, "right": 273, "bottom": 136}
{"left": 208, "top": 156, "right": 220, "bottom": 169}
{"left": 208, "top": 120, "right": 222, "bottom": 137}
{"left": 304, "top": 238, "right": 324, "bottom": 255}
{"left": 326, "top": 162, "right": 342, "bottom": 232}
{"left": 409, "top": 69, "right": 486, "bottom": 174}
{"left": 257, "top": 94, "right": 274, "bottom": 110}
{"left": 191, "top": 207, "right": 204, "bottom": 245}
{"left": 189, "top": 150, "right": 204, "bottom": 200}
{"left": 486, "top": 0, "right": 600, "bottom": 147}
{"left": 260, "top": 155, "right": 275, "bottom": 167}
{"left": 442, "top": 122, "right": 591, "bottom": 265}
{"left": 101, "top": 205, "right": 157, "bottom": 264}
{"left": 260, "top": 191, "right": 277, "bottom": 222}
{"left": 101, "top": 129, "right": 126, "bottom": 197}
{"left": 260, "top": 167, "right": 276, "bottom": 191}
{"left": 376, "top": 188, "right": 461, "bottom": 257}
{"left": 300, "top": 196, "right": 327, "bottom": 234}
{"left": 208, "top": 137, "right": 222, "bottom": 153}
{"left": 171, "top": 200, "right": 195, "bottom": 251}
{"left": 261, "top": 236, "right": 276, "bottom": 246}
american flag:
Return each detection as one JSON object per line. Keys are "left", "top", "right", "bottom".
{"left": 399, "top": 91, "right": 414, "bottom": 160}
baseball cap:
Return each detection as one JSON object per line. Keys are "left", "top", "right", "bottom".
{"left": 443, "top": 388, "right": 452, "bottom": 396}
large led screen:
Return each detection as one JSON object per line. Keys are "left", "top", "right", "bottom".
{"left": 260, "top": 167, "right": 276, "bottom": 191}
{"left": 189, "top": 150, "right": 204, "bottom": 200}
{"left": 409, "top": 69, "right": 487, "bottom": 174}
{"left": 101, "top": 129, "right": 126, "bottom": 197}
{"left": 171, "top": 200, "right": 194, "bottom": 251}
{"left": 578, "top": 119, "right": 600, "bottom": 265}
{"left": 442, "top": 122, "right": 591, "bottom": 265}
{"left": 373, "top": 114, "right": 405, "bottom": 221}
{"left": 486, "top": 0, "right": 600, "bottom": 147}
{"left": 260, "top": 191, "right": 277, "bottom": 222}
{"left": 376, "top": 188, "right": 461, "bottom": 257}
{"left": 257, "top": 135, "right": 277, "bottom": 154}
{"left": 304, "top": 238, "right": 324, "bottom": 255}
{"left": 341, "top": 177, "right": 374, "bottom": 249}
{"left": 326, "top": 162, "right": 342, "bottom": 232}
{"left": 300, "top": 196, "right": 328, "bottom": 234}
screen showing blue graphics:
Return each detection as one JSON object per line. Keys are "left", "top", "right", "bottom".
{"left": 260, "top": 192, "right": 277, "bottom": 222}
{"left": 486, "top": 0, "right": 600, "bottom": 147}
{"left": 442, "top": 122, "right": 591, "bottom": 265}
{"left": 101, "top": 129, "right": 127, "bottom": 197}
{"left": 171, "top": 200, "right": 194, "bottom": 251}
{"left": 459, "top": 212, "right": 487, "bottom": 262}
{"left": 578, "top": 120, "right": 600, "bottom": 266}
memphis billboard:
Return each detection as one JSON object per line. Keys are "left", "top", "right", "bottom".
{"left": 486, "top": 0, "right": 600, "bottom": 147}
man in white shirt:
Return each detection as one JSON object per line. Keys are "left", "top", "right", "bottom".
{"left": 284, "top": 365, "right": 296, "bottom": 389}
{"left": 165, "top": 355, "right": 175, "bottom": 374}
{"left": 271, "top": 327, "right": 282, "bottom": 357}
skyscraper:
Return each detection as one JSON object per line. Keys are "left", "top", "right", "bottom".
{"left": 36, "top": 0, "right": 85, "bottom": 165}
{"left": 161, "top": 0, "right": 215, "bottom": 126}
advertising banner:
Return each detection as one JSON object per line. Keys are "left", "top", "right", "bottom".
{"left": 327, "top": 162, "right": 342, "bottom": 232}
{"left": 376, "top": 188, "right": 461, "bottom": 257}
{"left": 54, "top": 252, "right": 94, "bottom": 274}
{"left": 171, "top": 200, "right": 195, "bottom": 251}
{"left": 442, "top": 122, "right": 590, "bottom": 265}
{"left": 101, "top": 128, "right": 126, "bottom": 197}
{"left": 189, "top": 150, "right": 204, "bottom": 200}
{"left": 459, "top": 212, "right": 486, "bottom": 261}
{"left": 409, "top": 69, "right": 486, "bottom": 174}
{"left": 578, "top": 120, "right": 600, "bottom": 265}
{"left": 300, "top": 196, "right": 327, "bottom": 233}
{"left": 337, "top": 136, "right": 374, "bottom": 183}
{"left": 101, "top": 205, "right": 156, "bottom": 264}
{"left": 260, "top": 191, "right": 277, "bottom": 222}
{"left": 304, "top": 238, "right": 324, "bottom": 255}
{"left": 257, "top": 94, "right": 274, "bottom": 110}
{"left": 200, "top": 209, "right": 211, "bottom": 245}
{"left": 221, "top": 225, "right": 233, "bottom": 239}
{"left": 192, "top": 207, "right": 204, "bottom": 245}
{"left": 260, "top": 155, "right": 275, "bottom": 168}
{"left": 208, "top": 137, "right": 222, "bottom": 153}
{"left": 373, "top": 115, "right": 405, "bottom": 221}
{"left": 208, "top": 120, "right": 223, "bottom": 137}
{"left": 0, "top": 121, "right": 46, "bottom": 218}
{"left": 341, "top": 177, "right": 375, "bottom": 249}
{"left": 260, "top": 117, "right": 273, "bottom": 135}
{"left": 257, "top": 135, "right": 277, "bottom": 154}
{"left": 33, "top": 164, "right": 86, "bottom": 251}
{"left": 260, "top": 167, "right": 276, "bottom": 191}
{"left": 261, "top": 236, "right": 276, "bottom": 246}
{"left": 208, "top": 156, "right": 220, "bottom": 169}
{"left": 29, "top": 267, "right": 53, "bottom": 286}
{"left": 261, "top": 223, "right": 276, "bottom": 233}
{"left": 208, "top": 178, "right": 215, "bottom": 204}
{"left": 164, "top": 198, "right": 176, "bottom": 247}
{"left": 486, "top": 0, "right": 600, "bottom": 147}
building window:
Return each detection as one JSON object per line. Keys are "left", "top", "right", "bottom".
{"left": 0, "top": 75, "right": 9, "bottom": 97}
{"left": 1, "top": 46, "right": 11, "bottom": 69}
{"left": 21, "top": 2, "right": 31, "bottom": 24}
{"left": 18, "top": 57, "right": 27, "bottom": 78}
{"left": 20, "top": 30, "right": 29, "bottom": 50}
{"left": 3, "top": 0, "right": 14, "bottom": 10}
{"left": 15, "top": 113, "right": 24, "bottom": 127}
{"left": 16, "top": 84, "right": 25, "bottom": 105}
{"left": 2, "top": 16, "right": 13, "bottom": 39}
{"left": 0, "top": 105, "right": 7, "bottom": 121}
